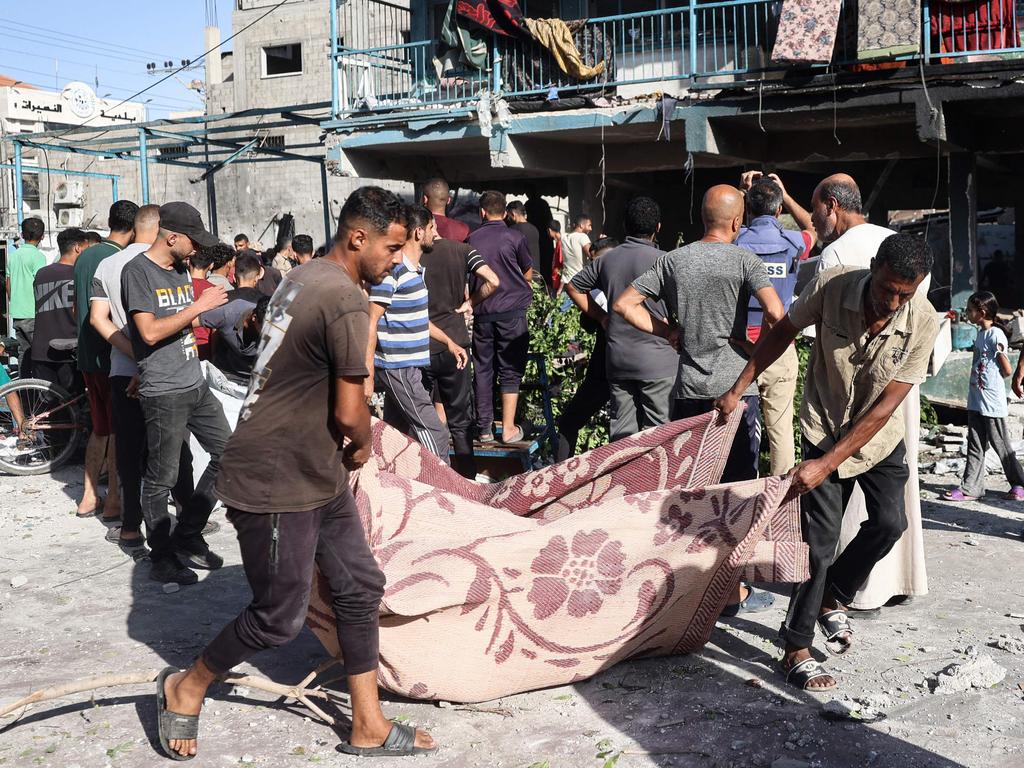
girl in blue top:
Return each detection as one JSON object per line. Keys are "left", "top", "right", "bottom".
{"left": 943, "top": 291, "right": 1024, "bottom": 502}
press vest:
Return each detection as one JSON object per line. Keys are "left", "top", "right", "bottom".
{"left": 736, "top": 215, "right": 806, "bottom": 328}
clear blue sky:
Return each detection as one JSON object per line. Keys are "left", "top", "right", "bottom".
{"left": 0, "top": 0, "right": 237, "bottom": 119}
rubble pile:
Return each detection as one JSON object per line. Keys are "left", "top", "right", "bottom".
{"left": 919, "top": 422, "right": 1024, "bottom": 477}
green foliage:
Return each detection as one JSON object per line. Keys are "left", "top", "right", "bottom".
{"left": 524, "top": 282, "right": 608, "bottom": 456}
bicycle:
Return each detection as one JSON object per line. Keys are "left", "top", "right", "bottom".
{"left": 0, "top": 339, "right": 90, "bottom": 476}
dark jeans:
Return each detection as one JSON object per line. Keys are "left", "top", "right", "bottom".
{"left": 139, "top": 383, "right": 230, "bottom": 562}
{"left": 201, "top": 489, "right": 385, "bottom": 677}
{"left": 556, "top": 334, "right": 609, "bottom": 461}
{"left": 422, "top": 347, "right": 477, "bottom": 478}
{"left": 13, "top": 318, "right": 33, "bottom": 377}
{"left": 673, "top": 396, "right": 761, "bottom": 482}
{"left": 473, "top": 312, "right": 529, "bottom": 434}
{"left": 110, "top": 375, "right": 194, "bottom": 537}
{"left": 781, "top": 439, "right": 909, "bottom": 648}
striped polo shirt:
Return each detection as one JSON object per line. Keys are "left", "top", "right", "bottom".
{"left": 369, "top": 256, "right": 431, "bottom": 369}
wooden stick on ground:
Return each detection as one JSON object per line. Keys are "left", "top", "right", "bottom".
{"left": 0, "top": 668, "right": 341, "bottom": 726}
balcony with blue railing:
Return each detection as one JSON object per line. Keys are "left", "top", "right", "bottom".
{"left": 327, "top": 0, "right": 1024, "bottom": 125}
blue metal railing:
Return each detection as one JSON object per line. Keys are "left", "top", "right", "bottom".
{"left": 327, "top": 0, "right": 1024, "bottom": 118}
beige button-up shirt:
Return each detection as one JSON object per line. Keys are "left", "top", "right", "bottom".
{"left": 788, "top": 267, "right": 939, "bottom": 478}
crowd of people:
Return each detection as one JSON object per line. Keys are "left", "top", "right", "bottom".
{"left": 3, "top": 167, "right": 1024, "bottom": 759}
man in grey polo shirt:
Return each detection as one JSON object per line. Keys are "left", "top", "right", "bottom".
{"left": 567, "top": 196, "right": 678, "bottom": 440}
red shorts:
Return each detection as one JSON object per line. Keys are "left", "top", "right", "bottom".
{"left": 83, "top": 371, "right": 113, "bottom": 437}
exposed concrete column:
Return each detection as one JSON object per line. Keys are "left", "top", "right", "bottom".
{"left": 948, "top": 152, "right": 977, "bottom": 310}
{"left": 204, "top": 27, "right": 223, "bottom": 85}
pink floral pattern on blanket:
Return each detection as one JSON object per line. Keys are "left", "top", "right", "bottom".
{"left": 307, "top": 411, "right": 808, "bottom": 703}
{"left": 771, "top": 0, "right": 844, "bottom": 64}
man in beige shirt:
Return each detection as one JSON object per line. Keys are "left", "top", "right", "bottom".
{"left": 715, "top": 233, "right": 939, "bottom": 692}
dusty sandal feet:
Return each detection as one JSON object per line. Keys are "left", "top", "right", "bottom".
{"left": 817, "top": 609, "right": 854, "bottom": 655}
{"left": 156, "top": 667, "right": 199, "bottom": 761}
{"left": 336, "top": 721, "right": 437, "bottom": 757}
{"left": 784, "top": 657, "right": 836, "bottom": 691}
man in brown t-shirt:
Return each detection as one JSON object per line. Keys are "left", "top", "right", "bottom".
{"left": 156, "top": 188, "right": 437, "bottom": 760}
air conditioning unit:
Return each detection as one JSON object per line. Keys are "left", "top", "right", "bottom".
{"left": 54, "top": 180, "right": 85, "bottom": 206}
{"left": 57, "top": 208, "right": 84, "bottom": 227}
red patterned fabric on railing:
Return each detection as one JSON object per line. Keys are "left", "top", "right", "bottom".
{"left": 930, "top": 0, "right": 1019, "bottom": 53}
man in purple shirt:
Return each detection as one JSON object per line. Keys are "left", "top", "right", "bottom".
{"left": 468, "top": 190, "right": 534, "bottom": 444}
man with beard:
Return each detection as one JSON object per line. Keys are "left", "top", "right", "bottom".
{"left": 715, "top": 233, "right": 939, "bottom": 691}
{"left": 366, "top": 204, "right": 466, "bottom": 462}
{"left": 808, "top": 174, "right": 933, "bottom": 617}
{"left": 121, "top": 202, "right": 229, "bottom": 584}
{"left": 157, "top": 186, "right": 436, "bottom": 760}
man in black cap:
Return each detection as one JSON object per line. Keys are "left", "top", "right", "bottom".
{"left": 121, "top": 202, "right": 230, "bottom": 584}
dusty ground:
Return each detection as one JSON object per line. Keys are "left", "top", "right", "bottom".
{"left": 1, "top": 464, "right": 1023, "bottom": 768}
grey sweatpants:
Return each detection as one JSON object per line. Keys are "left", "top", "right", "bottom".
{"left": 376, "top": 365, "right": 451, "bottom": 463}
{"left": 962, "top": 410, "right": 1024, "bottom": 497}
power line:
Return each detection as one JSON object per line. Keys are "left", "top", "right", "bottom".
{"left": 54, "top": 0, "right": 290, "bottom": 142}
{"left": 0, "top": 45, "right": 148, "bottom": 78}
{"left": 0, "top": 65, "right": 201, "bottom": 107}
{"left": 0, "top": 31, "right": 175, "bottom": 68}
{"left": 0, "top": 17, "right": 178, "bottom": 60}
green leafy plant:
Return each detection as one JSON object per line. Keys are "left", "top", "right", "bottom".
{"left": 523, "top": 282, "right": 608, "bottom": 456}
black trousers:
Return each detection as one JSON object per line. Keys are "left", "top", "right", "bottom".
{"left": 110, "top": 375, "right": 194, "bottom": 537}
{"left": 556, "top": 334, "right": 609, "bottom": 461}
{"left": 673, "top": 396, "right": 761, "bottom": 482}
{"left": 473, "top": 313, "right": 529, "bottom": 433}
{"left": 422, "top": 347, "right": 477, "bottom": 478}
{"left": 201, "top": 489, "right": 386, "bottom": 677}
{"left": 139, "top": 384, "right": 230, "bottom": 562}
{"left": 781, "top": 439, "right": 909, "bottom": 648}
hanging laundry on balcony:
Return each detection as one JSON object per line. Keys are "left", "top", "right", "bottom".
{"left": 456, "top": 0, "right": 528, "bottom": 36}
{"left": 522, "top": 18, "right": 606, "bottom": 80}
{"left": 770, "top": 0, "right": 844, "bottom": 64}
{"left": 856, "top": 0, "right": 921, "bottom": 60}
{"left": 930, "top": 0, "right": 1019, "bottom": 55}
{"left": 441, "top": 0, "right": 489, "bottom": 71}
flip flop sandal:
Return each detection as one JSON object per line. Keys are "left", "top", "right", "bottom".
{"left": 818, "top": 609, "right": 854, "bottom": 655}
{"left": 942, "top": 488, "right": 978, "bottom": 502}
{"left": 156, "top": 666, "right": 199, "bottom": 761}
{"left": 500, "top": 426, "right": 525, "bottom": 444}
{"left": 336, "top": 721, "right": 437, "bottom": 757}
{"left": 784, "top": 657, "right": 836, "bottom": 691}
{"left": 720, "top": 585, "right": 776, "bottom": 617}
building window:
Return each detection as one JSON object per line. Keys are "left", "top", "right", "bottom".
{"left": 263, "top": 134, "right": 285, "bottom": 149}
{"left": 262, "top": 43, "right": 303, "bottom": 78}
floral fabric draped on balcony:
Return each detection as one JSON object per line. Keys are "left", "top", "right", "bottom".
{"left": 771, "top": 0, "right": 844, "bottom": 64}
{"left": 307, "top": 412, "right": 808, "bottom": 703}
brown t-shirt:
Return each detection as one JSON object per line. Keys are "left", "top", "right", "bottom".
{"left": 216, "top": 259, "right": 370, "bottom": 513}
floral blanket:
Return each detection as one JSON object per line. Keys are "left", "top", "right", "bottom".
{"left": 308, "top": 410, "right": 807, "bottom": 702}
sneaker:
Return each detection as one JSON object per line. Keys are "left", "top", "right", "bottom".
{"left": 202, "top": 519, "right": 221, "bottom": 535}
{"left": 176, "top": 547, "right": 224, "bottom": 570}
{"left": 150, "top": 557, "right": 198, "bottom": 585}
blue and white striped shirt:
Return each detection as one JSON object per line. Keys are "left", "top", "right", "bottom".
{"left": 369, "top": 256, "right": 431, "bottom": 369}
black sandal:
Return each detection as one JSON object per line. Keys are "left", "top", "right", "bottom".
{"left": 336, "top": 721, "right": 437, "bottom": 757}
{"left": 784, "top": 657, "right": 837, "bottom": 691}
{"left": 156, "top": 667, "right": 198, "bottom": 761}
{"left": 818, "top": 609, "right": 854, "bottom": 655}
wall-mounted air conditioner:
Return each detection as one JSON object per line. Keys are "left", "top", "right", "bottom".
{"left": 57, "top": 208, "right": 84, "bottom": 227}
{"left": 54, "top": 181, "right": 85, "bottom": 206}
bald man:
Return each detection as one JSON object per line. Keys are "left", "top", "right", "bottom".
{"left": 807, "top": 173, "right": 932, "bottom": 615}
{"left": 614, "top": 185, "right": 785, "bottom": 613}
{"left": 421, "top": 177, "right": 469, "bottom": 243}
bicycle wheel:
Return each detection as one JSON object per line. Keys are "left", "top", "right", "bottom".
{"left": 0, "top": 378, "right": 86, "bottom": 475}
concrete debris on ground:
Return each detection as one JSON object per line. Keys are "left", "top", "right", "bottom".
{"left": 920, "top": 422, "right": 1024, "bottom": 476}
{"left": 820, "top": 698, "right": 885, "bottom": 722}
{"left": 990, "top": 634, "right": 1024, "bottom": 655}
{"left": 931, "top": 654, "right": 1008, "bottom": 694}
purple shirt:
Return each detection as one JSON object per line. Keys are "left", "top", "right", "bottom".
{"left": 468, "top": 220, "right": 533, "bottom": 318}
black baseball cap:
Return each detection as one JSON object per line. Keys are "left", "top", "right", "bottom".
{"left": 158, "top": 201, "right": 219, "bottom": 248}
